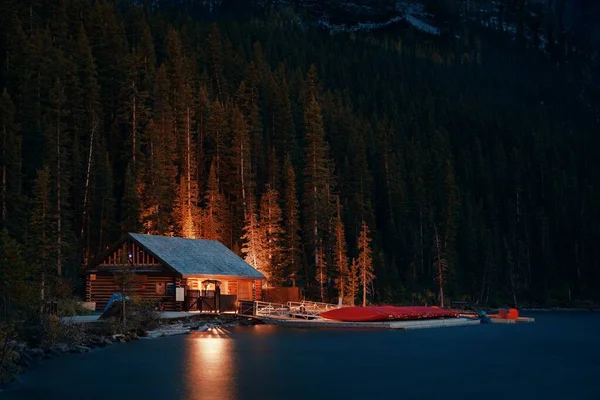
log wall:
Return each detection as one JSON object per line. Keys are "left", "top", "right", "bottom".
{"left": 89, "top": 273, "right": 178, "bottom": 311}
{"left": 254, "top": 280, "right": 262, "bottom": 301}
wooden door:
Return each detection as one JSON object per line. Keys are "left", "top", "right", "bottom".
{"left": 237, "top": 281, "right": 253, "bottom": 301}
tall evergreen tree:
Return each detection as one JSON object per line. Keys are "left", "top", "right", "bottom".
{"left": 121, "top": 164, "right": 141, "bottom": 233}
{"left": 140, "top": 66, "right": 176, "bottom": 235}
{"left": 259, "top": 184, "right": 285, "bottom": 285}
{"left": 201, "top": 159, "right": 226, "bottom": 242}
{"left": 357, "top": 220, "right": 375, "bottom": 307}
{"left": 241, "top": 197, "right": 266, "bottom": 277}
{"left": 230, "top": 106, "right": 254, "bottom": 247}
{"left": 282, "top": 155, "right": 302, "bottom": 285}
{"left": 302, "top": 94, "right": 334, "bottom": 290}
{"left": 0, "top": 89, "right": 23, "bottom": 237}
{"left": 0, "top": 229, "right": 35, "bottom": 322}
{"left": 28, "top": 166, "right": 54, "bottom": 311}
{"left": 333, "top": 196, "right": 350, "bottom": 302}
{"left": 45, "top": 77, "right": 72, "bottom": 277}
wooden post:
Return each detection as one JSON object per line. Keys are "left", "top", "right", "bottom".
{"left": 175, "top": 277, "right": 182, "bottom": 311}
{"left": 85, "top": 275, "right": 92, "bottom": 302}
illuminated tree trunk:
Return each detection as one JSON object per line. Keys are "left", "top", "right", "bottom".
{"left": 434, "top": 226, "right": 447, "bottom": 308}
{"left": 334, "top": 196, "right": 349, "bottom": 301}
{"left": 357, "top": 221, "right": 374, "bottom": 307}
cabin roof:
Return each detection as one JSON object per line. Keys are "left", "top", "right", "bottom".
{"left": 127, "top": 233, "right": 265, "bottom": 279}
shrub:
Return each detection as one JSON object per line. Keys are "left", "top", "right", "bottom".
{"left": 106, "top": 297, "right": 160, "bottom": 335}
{"left": 0, "top": 325, "right": 20, "bottom": 384}
{"left": 58, "top": 297, "right": 93, "bottom": 317}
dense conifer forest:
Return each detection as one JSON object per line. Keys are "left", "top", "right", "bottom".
{"left": 1, "top": 0, "right": 599, "bottom": 322}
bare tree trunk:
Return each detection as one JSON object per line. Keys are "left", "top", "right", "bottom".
{"left": 40, "top": 190, "right": 47, "bottom": 316}
{"left": 419, "top": 208, "right": 424, "bottom": 274}
{"left": 434, "top": 226, "right": 445, "bottom": 308}
{"left": 479, "top": 266, "right": 487, "bottom": 304}
{"left": 132, "top": 82, "right": 136, "bottom": 167}
{"left": 1, "top": 122, "right": 6, "bottom": 222}
{"left": 186, "top": 107, "right": 191, "bottom": 208}
{"left": 509, "top": 270, "right": 518, "bottom": 308}
{"left": 97, "top": 198, "right": 105, "bottom": 256}
{"left": 40, "top": 272, "right": 45, "bottom": 316}
{"left": 362, "top": 266, "right": 367, "bottom": 307}
{"left": 80, "top": 120, "right": 98, "bottom": 259}
{"left": 57, "top": 122, "right": 62, "bottom": 276}
{"left": 240, "top": 133, "right": 246, "bottom": 214}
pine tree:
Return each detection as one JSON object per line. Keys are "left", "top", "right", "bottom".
{"left": 274, "top": 63, "right": 297, "bottom": 163}
{"left": 206, "top": 23, "right": 224, "bottom": 99}
{"left": 0, "top": 89, "right": 23, "bottom": 237}
{"left": 259, "top": 184, "right": 285, "bottom": 285}
{"left": 0, "top": 229, "right": 36, "bottom": 322}
{"left": 315, "top": 242, "right": 327, "bottom": 302}
{"left": 28, "top": 166, "right": 55, "bottom": 312}
{"left": 121, "top": 164, "right": 141, "bottom": 233}
{"left": 201, "top": 159, "right": 226, "bottom": 242}
{"left": 236, "top": 62, "right": 264, "bottom": 186}
{"left": 75, "top": 26, "right": 102, "bottom": 257}
{"left": 433, "top": 225, "right": 448, "bottom": 308}
{"left": 241, "top": 197, "right": 267, "bottom": 277}
{"left": 45, "top": 77, "right": 72, "bottom": 277}
{"left": 282, "top": 155, "right": 302, "bottom": 285}
{"left": 230, "top": 106, "right": 254, "bottom": 248}
{"left": 206, "top": 99, "right": 229, "bottom": 188}
{"left": 140, "top": 66, "right": 176, "bottom": 235}
{"left": 174, "top": 84, "right": 200, "bottom": 238}
{"left": 333, "top": 196, "right": 349, "bottom": 302}
{"left": 302, "top": 94, "right": 334, "bottom": 289}
{"left": 346, "top": 258, "right": 359, "bottom": 306}
{"left": 357, "top": 220, "right": 375, "bottom": 307}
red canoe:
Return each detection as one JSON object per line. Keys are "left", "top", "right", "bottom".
{"left": 319, "top": 306, "right": 461, "bottom": 322}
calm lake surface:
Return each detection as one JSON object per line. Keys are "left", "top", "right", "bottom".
{"left": 4, "top": 312, "right": 600, "bottom": 399}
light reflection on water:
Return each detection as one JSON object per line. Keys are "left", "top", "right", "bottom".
{"left": 184, "top": 327, "right": 236, "bottom": 400}
{"left": 182, "top": 325, "right": 279, "bottom": 400}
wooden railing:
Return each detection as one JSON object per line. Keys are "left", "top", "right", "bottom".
{"left": 287, "top": 301, "right": 340, "bottom": 319}
{"left": 254, "top": 301, "right": 291, "bottom": 317}
{"left": 249, "top": 300, "right": 341, "bottom": 319}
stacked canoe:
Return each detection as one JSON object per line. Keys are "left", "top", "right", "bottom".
{"left": 319, "top": 306, "right": 460, "bottom": 322}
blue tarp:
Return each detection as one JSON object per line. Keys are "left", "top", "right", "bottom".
{"left": 477, "top": 310, "right": 492, "bottom": 324}
{"left": 103, "top": 293, "right": 131, "bottom": 313}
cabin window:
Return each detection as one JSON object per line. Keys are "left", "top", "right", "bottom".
{"left": 155, "top": 282, "right": 166, "bottom": 295}
{"left": 187, "top": 278, "right": 200, "bottom": 290}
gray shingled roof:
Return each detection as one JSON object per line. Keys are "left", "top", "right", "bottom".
{"left": 128, "top": 233, "right": 265, "bottom": 279}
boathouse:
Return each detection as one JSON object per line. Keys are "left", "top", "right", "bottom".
{"left": 84, "top": 233, "right": 265, "bottom": 312}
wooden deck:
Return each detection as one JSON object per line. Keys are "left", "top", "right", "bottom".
{"left": 60, "top": 311, "right": 207, "bottom": 324}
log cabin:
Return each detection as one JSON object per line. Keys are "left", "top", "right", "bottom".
{"left": 84, "top": 233, "right": 266, "bottom": 312}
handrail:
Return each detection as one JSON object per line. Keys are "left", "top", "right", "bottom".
{"left": 246, "top": 300, "right": 342, "bottom": 319}
{"left": 254, "top": 301, "right": 290, "bottom": 317}
{"left": 286, "top": 300, "right": 340, "bottom": 319}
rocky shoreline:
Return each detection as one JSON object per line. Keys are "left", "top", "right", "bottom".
{"left": 1, "top": 314, "right": 264, "bottom": 389}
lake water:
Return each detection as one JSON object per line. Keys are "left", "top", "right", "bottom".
{"left": 4, "top": 312, "right": 600, "bottom": 399}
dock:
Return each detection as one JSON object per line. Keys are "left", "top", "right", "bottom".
{"left": 490, "top": 316, "right": 536, "bottom": 324}
{"left": 248, "top": 301, "right": 536, "bottom": 330}
{"left": 263, "top": 316, "right": 482, "bottom": 330}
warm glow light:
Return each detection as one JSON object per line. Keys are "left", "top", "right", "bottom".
{"left": 184, "top": 330, "right": 236, "bottom": 400}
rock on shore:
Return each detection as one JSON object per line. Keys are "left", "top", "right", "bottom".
{"left": 4, "top": 314, "right": 264, "bottom": 384}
